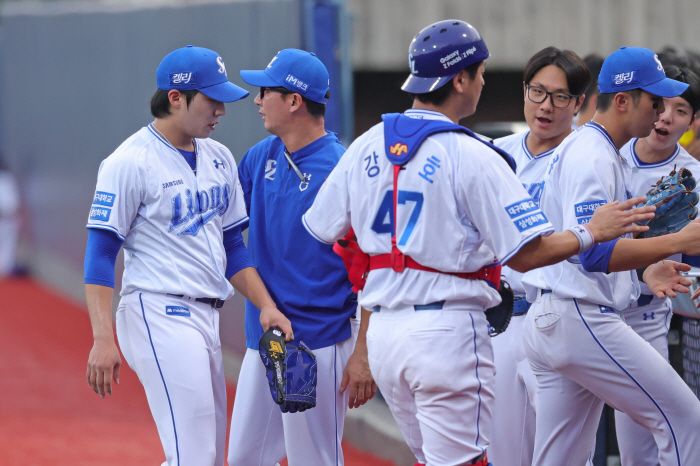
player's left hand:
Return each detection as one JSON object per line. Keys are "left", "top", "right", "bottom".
{"left": 643, "top": 260, "right": 692, "bottom": 299}
{"left": 340, "top": 341, "right": 377, "bottom": 409}
{"left": 259, "top": 306, "right": 294, "bottom": 342}
{"left": 587, "top": 196, "right": 655, "bottom": 242}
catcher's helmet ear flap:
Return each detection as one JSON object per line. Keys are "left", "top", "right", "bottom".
{"left": 402, "top": 20, "right": 490, "bottom": 94}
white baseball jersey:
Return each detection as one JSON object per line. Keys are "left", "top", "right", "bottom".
{"left": 86, "top": 124, "right": 248, "bottom": 299}
{"left": 522, "top": 123, "right": 640, "bottom": 310}
{"left": 620, "top": 139, "right": 700, "bottom": 301}
{"left": 495, "top": 131, "right": 557, "bottom": 296}
{"left": 303, "top": 109, "right": 554, "bottom": 311}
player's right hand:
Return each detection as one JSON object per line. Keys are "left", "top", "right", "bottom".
{"left": 587, "top": 196, "right": 655, "bottom": 242}
{"left": 86, "top": 337, "right": 121, "bottom": 398}
{"left": 260, "top": 306, "right": 294, "bottom": 342}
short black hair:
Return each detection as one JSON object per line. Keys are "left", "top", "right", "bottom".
{"left": 664, "top": 65, "right": 700, "bottom": 114}
{"left": 580, "top": 53, "right": 604, "bottom": 113}
{"left": 273, "top": 87, "right": 327, "bottom": 119}
{"left": 523, "top": 47, "right": 591, "bottom": 97}
{"left": 408, "top": 60, "right": 483, "bottom": 106}
{"left": 150, "top": 89, "right": 200, "bottom": 118}
{"left": 596, "top": 89, "right": 642, "bottom": 112}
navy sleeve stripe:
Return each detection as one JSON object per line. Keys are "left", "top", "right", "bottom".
{"left": 86, "top": 224, "right": 125, "bottom": 241}
{"left": 500, "top": 227, "right": 555, "bottom": 265}
{"left": 302, "top": 214, "right": 335, "bottom": 244}
{"left": 223, "top": 216, "right": 250, "bottom": 232}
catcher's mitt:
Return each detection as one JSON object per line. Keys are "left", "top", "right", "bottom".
{"left": 637, "top": 166, "right": 699, "bottom": 238}
{"left": 259, "top": 328, "right": 317, "bottom": 413}
{"left": 485, "top": 280, "right": 514, "bottom": 337}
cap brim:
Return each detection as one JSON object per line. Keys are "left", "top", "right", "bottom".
{"left": 239, "top": 70, "right": 280, "bottom": 87}
{"left": 401, "top": 73, "right": 456, "bottom": 94}
{"left": 642, "top": 77, "right": 690, "bottom": 98}
{"left": 199, "top": 81, "right": 249, "bottom": 103}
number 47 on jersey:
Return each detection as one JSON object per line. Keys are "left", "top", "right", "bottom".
{"left": 370, "top": 190, "right": 424, "bottom": 245}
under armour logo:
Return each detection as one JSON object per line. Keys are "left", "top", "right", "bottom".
{"left": 265, "top": 160, "right": 277, "bottom": 180}
{"left": 216, "top": 56, "right": 226, "bottom": 75}
{"left": 643, "top": 312, "right": 655, "bottom": 321}
{"left": 300, "top": 173, "right": 312, "bottom": 192}
{"left": 389, "top": 143, "right": 408, "bottom": 156}
{"left": 213, "top": 159, "right": 225, "bottom": 169}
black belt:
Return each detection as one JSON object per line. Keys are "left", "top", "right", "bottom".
{"left": 167, "top": 294, "right": 225, "bottom": 309}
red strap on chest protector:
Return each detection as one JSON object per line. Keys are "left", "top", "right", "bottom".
{"left": 333, "top": 165, "right": 501, "bottom": 291}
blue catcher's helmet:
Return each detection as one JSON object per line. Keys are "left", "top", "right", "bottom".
{"left": 402, "top": 20, "right": 490, "bottom": 94}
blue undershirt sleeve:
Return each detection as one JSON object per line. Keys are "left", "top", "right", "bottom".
{"left": 682, "top": 254, "right": 700, "bottom": 268}
{"left": 84, "top": 228, "right": 123, "bottom": 287}
{"left": 224, "top": 226, "right": 254, "bottom": 279}
{"left": 579, "top": 238, "right": 620, "bottom": 274}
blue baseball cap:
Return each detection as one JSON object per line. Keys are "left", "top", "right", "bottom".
{"left": 598, "top": 47, "right": 689, "bottom": 97}
{"left": 240, "top": 49, "right": 330, "bottom": 104}
{"left": 156, "top": 45, "right": 249, "bottom": 103}
{"left": 402, "top": 20, "right": 490, "bottom": 94}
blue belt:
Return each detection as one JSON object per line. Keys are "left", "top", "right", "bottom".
{"left": 372, "top": 300, "right": 445, "bottom": 312}
{"left": 513, "top": 296, "right": 531, "bottom": 315}
{"left": 637, "top": 294, "right": 654, "bottom": 307}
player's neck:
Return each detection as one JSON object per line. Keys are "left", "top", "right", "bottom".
{"left": 412, "top": 101, "right": 462, "bottom": 124}
{"left": 526, "top": 128, "right": 572, "bottom": 156}
{"left": 152, "top": 119, "right": 195, "bottom": 151}
{"left": 275, "top": 117, "right": 327, "bottom": 153}
{"left": 591, "top": 112, "right": 631, "bottom": 150}
{"left": 633, "top": 137, "right": 677, "bottom": 164}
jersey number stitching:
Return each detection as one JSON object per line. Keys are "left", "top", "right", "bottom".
{"left": 370, "top": 190, "right": 424, "bottom": 246}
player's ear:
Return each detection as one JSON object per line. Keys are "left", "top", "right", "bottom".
{"left": 452, "top": 70, "right": 467, "bottom": 93}
{"left": 167, "top": 90, "right": 184, "bottom": 111}
{"left": 614, "top": 92, "right": 629, "bottom": 113}
{"left": 523, "top": 81, "right": 527, "bottom": 100}
{"left": 573, "top": 93, "right": 585, "bottom": 115}
{"left": 288, "top": 93, "right": 303, "bottom": 113}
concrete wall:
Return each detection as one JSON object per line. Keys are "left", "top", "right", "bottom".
{"left": 348, "top": 0, "right": 700, "bottom": 71}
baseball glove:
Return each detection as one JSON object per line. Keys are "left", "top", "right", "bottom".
{"left": 637, "top": 166, "right": 699, "bottom": 238}
{"left": 485, "top": 279, "right": 514, "bottom": 337}
{"left": 259, "top": 328, "right": 318, "bottom": 413}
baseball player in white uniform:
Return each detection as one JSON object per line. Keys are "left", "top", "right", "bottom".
{"left": 522, "top": 47, "right": 700, "bottom": 466}
{"left": 84, "top": 45, "right": 292, "bottom": 466}
{"left": 490, "top": 46, "right": 591, "bottom": 466}
{"left": 615, "top": 65, "right": 700, "bottom": 466}
{"left": 302, "top": 22, "right": 657, "bottom": 466}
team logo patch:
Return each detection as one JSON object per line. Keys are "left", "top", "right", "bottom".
{"left": 216, "top": 56, "right": 226, "bottom": 76}
{"left": 170, "top": 72, "right": 196, "bottom": 86}
{"left": 389, "top": 143, "right": 408, "bottom": 156}
{"left": 93, "top": 191, "right": 115, "bottom": 207}
{"left": 611, "top": 70, "right": 638, "bottom": 87}
{"left": 89, "top": 207, "right": 111, "bottom": 222}
{"left": 285, "top": 73, "right": 308, "bottom": 92}
{"left": 575, "top": 200, "right": 607, "bottom": 217}
{"left": 514, "top": 212, "right": 548, "bottom": 232}
{"left": 166, "top": 305, "right": 190, "bottom": 317}
{"left": 505, "top": 199, "right": 538, "bottom": 218}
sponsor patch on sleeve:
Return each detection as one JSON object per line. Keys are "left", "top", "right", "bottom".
{"left": 574, "top": 200, "right": 607, "bottom": 217}
{"left": 506, "top": 198, "right": 538, "bottom": 218}
{"left": 515, "top": 212, "right": 548, "bottom": 232}
{"left": 166, "top": 306, "right": 191, "bottom": 317}
{"left": 89, "top": 207, "right": 111, "bottom": 222}
{"left": 93, "top": 191, "right": 116, "bottom": 207}
{"left": 577, "top": 216, "right": 592, "bottom": 225}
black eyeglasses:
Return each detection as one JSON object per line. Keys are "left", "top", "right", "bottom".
{"left": 526, "top": 84, "right": 580, "bottom": 108}
{"left": 260, "top": 86, "right": 293, "bottom": 98}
